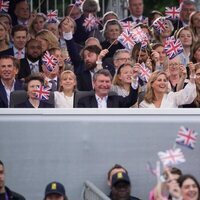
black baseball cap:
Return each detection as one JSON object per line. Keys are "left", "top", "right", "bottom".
{"left": 45, "top": 182, "right": 66, "bottom": 198}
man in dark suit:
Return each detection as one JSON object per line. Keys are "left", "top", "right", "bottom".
{"left": 0, "top": 25, "right": 28, "bottom": 59}
{"left": 0, "top": 55, "right": 23, "bottom": 108}
{"left": 122, "top": 0, "right": 148, "bottom": 25}
{"left": 78, "top": 69, "right": 138, "bottom": 108}
{"left": 18, "top": 39, "right": 43, "bottom": 80}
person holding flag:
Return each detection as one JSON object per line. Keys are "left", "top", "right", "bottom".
{"left": 15, "top": 75, "right": 54, "bottom": 108}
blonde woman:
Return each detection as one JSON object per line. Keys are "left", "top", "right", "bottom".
{"left": 54, "top": 70, "right": 76, "bottom": 108}
{"left": 0, "top": 22, "right": 10, "bottom": 52}
{"left": 35, "top": 29, "right": 59, "bottom": 53}
{"left": 139, "top": 69, "right": 196, "bottom": 108}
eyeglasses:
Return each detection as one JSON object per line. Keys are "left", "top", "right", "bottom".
{"left": 116, "top": 58, "right": 132, "bottom": 62}
{"left": 169, "top": 63, "right": 180, "bottom": 67}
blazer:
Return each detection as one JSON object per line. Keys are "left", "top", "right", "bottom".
{"left": 77, "top": 87, "right": 138, "bottom": 108}
{"left": 18, "top": 58, "right": 43, "bottom": 79}
{"left": 0, "top": 79, "right": 23, "bottom": 108}
{"left": 15, "top": 99, "right": 54, "bottom": 108}
{"left": 0, "top": 47, "right": 14, "bottom": 57}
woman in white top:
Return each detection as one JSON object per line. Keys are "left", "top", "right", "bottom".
{"left": 139, "top": 70, "right": 196, "bottom": 108}
{"left": 54, "top": 70, "right": 76, "bottom": 108}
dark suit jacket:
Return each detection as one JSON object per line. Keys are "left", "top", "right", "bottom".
{"left": 77, "top": 87, "right": 138, "bottom": 108}
{"left": 77, "top": 70, "right": 93, "bottom": 91}
{"left": 15, "top": 99, "right": 54, "bottom": 108}
{"left": 18, "top": 58, "right": 43, "bottom": 79}
{"left": 0, "top": 47, "right": 14, "bottom": 57}
{"left": 0, "top": 79, "right": 23, "bottom": 108}
{"left": 122, "top": 15, "right": 147, "bottom": 24}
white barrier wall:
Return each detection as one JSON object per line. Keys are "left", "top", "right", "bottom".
{"left": 0, "top": 109, "right": 200, "bottom": 200}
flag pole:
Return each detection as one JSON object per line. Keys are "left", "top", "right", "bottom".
{"left": 68, "top": 5, "right": 75, "bottom": 17}
{"left": 107, "top": 39, "right": 118, "bottom": 50}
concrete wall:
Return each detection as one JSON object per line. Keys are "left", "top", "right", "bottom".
{"left": 0, "top": 109, "right": 200, "bottom": 200}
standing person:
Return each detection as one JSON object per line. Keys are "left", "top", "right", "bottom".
{"left": 122, "top": 0, "right": 148, "bottom": 25}
{"left": 44, "top": 182, "right": 68, "bottom": 200}
{"left": 77, "top": 69, "right": 138, "bottom": 108}
{"left": 0, "top": 160, "right": 26, "bottom": 200}
{"left": 0, "top": 25, "right": 28, "bottom": 59}
{"left": 178, "top": 174, "right": 200, "bottom": 200}
{"left": 110, "top": 172, "right": 141, "bottom": 200}
{"left": 0, "top": 55, "right": 23, "bottom": 108}
{"left": 18, "top": 39, "right": 43, "bottom": 80}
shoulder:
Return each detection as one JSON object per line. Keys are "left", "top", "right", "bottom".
{"left": 130, "top": 196, "right": 142, "bottom": 200}
{"left": 121, "top": 16, "right": 133, "bottom": 22}
{"left": 139, "top": 100, "right": 152, "bottom": 108}
{"left": 5, "top": 187, "right": 26, "bottom": 200}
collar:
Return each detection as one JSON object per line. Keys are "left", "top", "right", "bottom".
{"left": 131, "top": 16, "right": 143, "bottom": 22}
{"left": 13, "top": 46, "right": 25, "bottom": 55}
{"left": 1, "top": 78, "right": 15, "bottom": 88}
{"left": 27, "top": 59, "right": 39, "bottom": 65}
{"left": 45, "top": 76, "right": 58, "bottom": 82}
{"left": 17, "top": 19, "right": 28, "bottom": 25}
{"left": 95, "top": 94, "right": 108, "bottom": 101}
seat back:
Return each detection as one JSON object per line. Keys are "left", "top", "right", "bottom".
{"left": 10, "top": 90, "right": 55, "bottom": 108}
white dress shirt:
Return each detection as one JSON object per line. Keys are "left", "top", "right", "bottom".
{"left": 95, "top": 95, "right": 108, "bottom": 108}
{"left": 54, "top": 92, "right": 74, "bottom": 108}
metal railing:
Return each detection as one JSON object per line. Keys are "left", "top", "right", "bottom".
{"left": 82, "top": 181, "right": 111, "bottom": 200}
{"left": 29, "top": 0, "right": 127, "bottom": 19}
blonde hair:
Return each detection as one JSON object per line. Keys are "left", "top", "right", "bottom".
{"left": 0, "top": 22, "right": 10, "bottom": 45}
{"left": 35, "top": 29, "right": 59, "bottom": 50}
{"left": 59, "top": 70, "right": 77, "bottom": 92}
{"left": 144, "top": 71, "right": 168, "bottom": 103}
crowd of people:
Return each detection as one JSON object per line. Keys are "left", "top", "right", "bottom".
{"left": 0, "top": 160, "right": 199, "bottom": 200}
{"left": 0, "top": 0, "right": 200, "bottom": 108}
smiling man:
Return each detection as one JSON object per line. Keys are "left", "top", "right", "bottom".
{"left": 77, "top": 69, "right": 138, "bottom": 108}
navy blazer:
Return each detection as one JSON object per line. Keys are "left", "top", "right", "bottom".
{"left": 15, "top": 99, "right": 54, "bottom": 108}
{"left": 18, "top": 58, "right": 43, "bottom": 79}
{"left": 0, "top": 79, "right": 23, "bottom": 108}
{"left": 77, "top": 87, "right": 138, "bottom": 108}
{"left": 0, "top": 47, "right": 14, "bottom": 57}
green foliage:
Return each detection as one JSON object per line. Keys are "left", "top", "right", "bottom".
{"left": 143, "top": 0, "right": 179, "bottom": 15}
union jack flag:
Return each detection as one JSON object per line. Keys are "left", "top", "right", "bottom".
{"left": 0, "top": 0, "right": 9, "bottom": 12}
{"left": 83, "top": 14, "right": 98, "bottom": 31}
{"left": 164, "top": 36, "right": 176, "bottom": 47}
{"left": 158, "top": 148, "right": 186, "bottom": 166}
{"left": 164, "top": 38, "right": 183, "bottom": 59}
{"left": 47, "top": 10, "right": 58, "bottom": 22}
{"left": 42, "top": 51, "right": 59, "bottom": 72}
{"left": 120, "top": 21, "right": 136, "bottom": 33}
{"left": 165, "top": 7, "right": 180, "bottom": 19}
{"left": 176, "top": 126, "right": 198, "bottom": 149}
{"left": 152, "top": 17, "right": 168, "bottom": 33}
{"left": 142, "top": 17, "right": 149, "bottom": 26}
{"left": 139, "top": 62, "right": 151, "bottom": 82}
{"left": 33, "top": 86, "right": 50, "bottom": 101}
{"left": 74, "top": 0, "right": 84, "bottom": 7}
{"left": 117, "top": 30, "right": 136, "bottom": 51}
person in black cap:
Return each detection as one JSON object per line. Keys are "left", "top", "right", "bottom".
{"left": 0, "top": 160, "right": 26, "bottom": 200}
{"left": 44, "top": 182, "right": 68, "bottom": 200}
{"left": 110, "top": 172, "right": 141, "bottom": 200}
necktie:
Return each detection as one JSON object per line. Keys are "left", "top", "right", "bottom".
{"left": 17, "top": 50, "right": 22, "bottom": 59}
{"left": 49, "top": 79, "right": 57, "bottom": 91}
{"left": 136, "top": 19, "right": 140, "bottom": 24}
{"left": 30, "top": 63, "right": 39, "bottom": 74}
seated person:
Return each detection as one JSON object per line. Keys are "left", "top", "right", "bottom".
{"left": 54, "top": 70, "right": 76, "bottom": 108}
{"left": 110, "top": 171, "right": 141, "bottom": 200}
{"left": 77, "top": 69, "right": 138, "bottom": 108}
{"left": 15, "top": 75, "right": 54, "bottom": 108}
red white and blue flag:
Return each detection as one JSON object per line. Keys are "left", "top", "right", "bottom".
{"left": 139, "top": 62, "right": 151, "bottom": 82}
{"left": 152, "top": 17, "right": 168, "bottom": 33}
{"left": 0, "top": 0, "right": 9, "bottom": 12}
{"left": 83, "top": 14, "right": 98, "bottom": 31}
{"left": 33, "top": 86, "right": 50, "bottom": 101}
{"left": 176, "top": 126, "right": 198, "bottom": 149}
{"left": 165, "top": 7, "right": 180, "bottom": 19}
{"left": 158, "top": 148, "right": 185, "bottom": 166}
{"left": 120, "top": 21, "right": 136, "bottom": 33}
{"left": 47, "top": 10, "right": 58, "bottom": 22}
{"left": 117, "top": 30, "right": 136, "bottom": 51}
{"left": 164, "top": 38, "right": 183, "bottom": 59}
{"left": 42, "top": 51, "right": 58, "bottom": 72}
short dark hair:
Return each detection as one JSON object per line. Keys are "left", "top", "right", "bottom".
{"left": 93, "top": 69, "right": 112, "bottom": 82}
{"left": 11, "top": 25, "right": 28, "bottom": 37}
{"left": 82, "top": 0, "right": 98, "bottom": 13}
{"left": 24, "top": 75, "right": 44, "bottom": 91}
{"left": 81, "top": 45, "right": 101, "bottom": 59}
{"left": 0, "top": 55, "right": 19, "bottom": 69}
{"left": 0, "top": 160, "right": 4, "bottom": 166}
{"left": 107, "top": 164, "right": 128, "bottom": 181}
